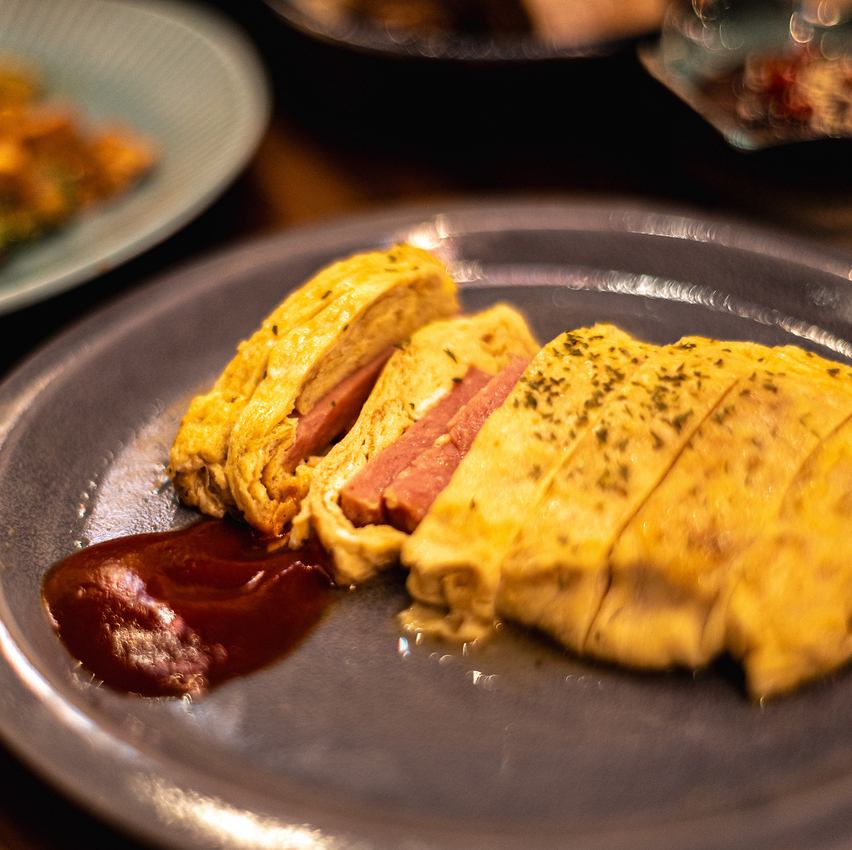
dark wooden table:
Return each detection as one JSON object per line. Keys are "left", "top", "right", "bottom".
{"left": 1, "top": 1, "right": 852, "bottom": 847}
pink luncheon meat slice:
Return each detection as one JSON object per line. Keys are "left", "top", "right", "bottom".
{"left": 383, "top": 356, "right": 529, "bottom": 533}
{"left": 282, "top": 349, "right": 394, "bottom": 470}
{"left": 340, "top": 367, "right": 492, "bottom": 527}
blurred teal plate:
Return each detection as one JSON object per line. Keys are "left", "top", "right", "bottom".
{"left": 0, "top": 0, "right": 270, "bottom": 315}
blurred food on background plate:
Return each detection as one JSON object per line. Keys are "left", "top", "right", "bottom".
{"left": 737, "top": 49, "right": 852, "bottom": 136}
{"left": 296, "top": 0, "right": 666, "bottom": 45}
{"left": 0, "top": 57, "right": 156, "bottom": 260}
{"left": 521, "top": 0, "right": 666, "bottom": 44}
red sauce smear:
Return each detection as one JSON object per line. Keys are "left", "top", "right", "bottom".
{"left": 42, "top": 520, "right": 331, "bottom": 697}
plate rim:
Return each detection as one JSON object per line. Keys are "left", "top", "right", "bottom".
{"left": 1, "top": 198, "right": 852, "bottom": 850}
{"left": 0, "top": 0, "right": 271, "bottom": 316}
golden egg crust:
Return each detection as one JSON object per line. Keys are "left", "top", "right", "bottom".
{"left": 169, "top": 244, "right": 458, "bottom": 532}
{"left": 291, "top": 303, "right": 539, "bottom": 585}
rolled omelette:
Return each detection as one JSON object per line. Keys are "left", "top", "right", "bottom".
{"left": 290, "top": 304, "right": 540, "bottom": 585}
{"left": 494, "top": 338, "right": 852, "bottom": 698}
{"left": 401, "top": 324, "right": 652, "bottom": 640}
{"left": 169, "top": 244, "right": 459, "bottom": 534}
{"left": 725, "top": 412, "right": 852, "bottom": 698}
{"left": 497, "top": 337, "right": 788, "bottom": 658}
{"left": 586, "top": 346, "right": 852, "bottom": 673}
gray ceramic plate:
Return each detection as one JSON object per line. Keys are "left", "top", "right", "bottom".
{"left": 1, "top": 201, "right": 851, "bottom": 850}
{"left": 0, "top": 0, "right": 269, "bottom": 315}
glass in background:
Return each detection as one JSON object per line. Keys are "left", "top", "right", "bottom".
{"left": 659, "top": 0, "right": 852, "bottom": 141}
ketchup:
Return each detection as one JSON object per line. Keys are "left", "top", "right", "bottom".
{"left": 42, "top": 520, "right": 332, "bottom": 697}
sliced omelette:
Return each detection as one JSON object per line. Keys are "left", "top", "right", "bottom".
{"left": 290, "top": 304, "right": 539, "bottom": 585}
{"left": 726, "top": 413, "right": 852, "bottom": 698}
{"left": 495, "top": 337, "right": 768, "bottom": 654}
{"left": 588, "top": 348, "right": 852, "bottom": 671}
{"left": 169, "top": 244, "right": 458, "bottom": 534}
{"left": 402, "top": 325, "right": 651, "bottom": 640}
